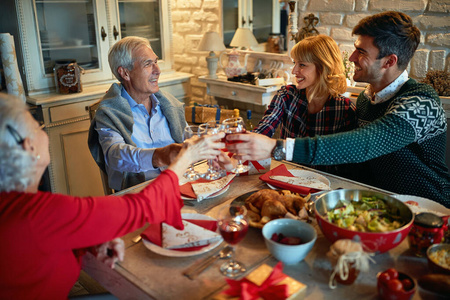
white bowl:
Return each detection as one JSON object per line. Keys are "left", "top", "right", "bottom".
{"left": 262, "top": 218, "right": 317, "bottom": 265}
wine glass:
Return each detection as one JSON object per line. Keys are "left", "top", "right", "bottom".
{"left": 217, "top": 204, "right": 249, "bottom": 278}
{"left": 199, "top": 121, "right": 226, "bottom": 180}
{"left": 222, "top": 117, "right": 250, "bottom": 174}
{"left": 183, "top": 125, "right": 205, "bottom": 180}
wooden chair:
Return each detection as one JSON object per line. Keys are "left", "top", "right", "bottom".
{"left": 88, "top": 101, "right": 115, "bottom": 195}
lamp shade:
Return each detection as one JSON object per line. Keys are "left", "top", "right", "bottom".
{"left": 197, "top": 31, "right": 226, "bottom": 51}
{"left": 230, "top": 28, "right": 259, "bottom": 48}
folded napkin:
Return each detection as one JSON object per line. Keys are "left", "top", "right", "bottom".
{"left": 259, "top": 165, "right": 319, "bottom": 195}
{"left": 141, "top": 219, "right": 219, "bottom": 252}
{"left": 180, "top": 174, "right": 235, "bottom": 201}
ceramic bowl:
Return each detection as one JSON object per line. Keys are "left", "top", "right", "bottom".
{"left": 377, "top": 271, "right": 416, "bottom": 300}
{"left": 262, "top": 218, "right": 316, "bottom": 265}
{"left": 426, "top": 243, "right": 450, "bottom": 274}
{"left": 314, "top": 189, "right": 414, "bottom": 253}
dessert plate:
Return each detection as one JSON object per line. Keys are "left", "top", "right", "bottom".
{"left": 142, "top": 213, "right": 223, "bottom": 257}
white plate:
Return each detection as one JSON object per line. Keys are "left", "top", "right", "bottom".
{"left": 142, "top": 213, "right": 223, "bottom": 257}
{"left": 181, "top": 184, "right": 230, "bottom": 201}
{"left": 266, "top": 169, "right": 331, "bottom": 192}
{"left": 392, "top": 194, "right": 450, "bottom": 216}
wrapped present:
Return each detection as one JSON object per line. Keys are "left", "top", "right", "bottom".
{"left": 237, "top": 158, "right": 272, "bottom": 176}
{"left": 213, "top": 262, "right": 306, "bottom": 300}
{"left": 185, "top": 104, "right": 237, "bottom": 124}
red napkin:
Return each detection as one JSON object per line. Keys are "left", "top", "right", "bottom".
{"left": 141, "top": 219, "right": 218, "bottom": 252}
{"left": 179, "top": 178, "right": 233, "bottom": 199}
{"left": 259, "top": 164, "right": 319, "bottom": 195}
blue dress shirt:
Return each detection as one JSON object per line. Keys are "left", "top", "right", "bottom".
{"left": 95, "top": 86, "right": 175, "bottom": 190}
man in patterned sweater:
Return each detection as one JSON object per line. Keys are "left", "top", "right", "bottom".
{"left": 226, "top": 11, "right": 450, "bottom": 207}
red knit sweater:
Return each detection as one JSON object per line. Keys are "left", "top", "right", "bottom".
{"left": 0, "top": 170, "right": 183, "bottom": 299}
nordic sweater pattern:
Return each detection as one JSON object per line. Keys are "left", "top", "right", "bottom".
{"left": 293, "top": 79, "right": 450, "bottom": 206}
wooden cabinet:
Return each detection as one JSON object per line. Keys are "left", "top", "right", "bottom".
{"left": 8, "top": 0, "right": 175, "bottom": 95}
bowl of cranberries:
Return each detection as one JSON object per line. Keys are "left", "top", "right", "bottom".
{"left": 262, "top": 218, "right": 317, "bottom": 265}
{"left": 377, "top": 268, "right": 416, "bottom": 300}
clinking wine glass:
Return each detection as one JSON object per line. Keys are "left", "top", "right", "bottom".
{"left": 217, "top": 204, "right": 249, "bottom": 278}
{"left": 222, "top": 117, "right": 250, "bottom": 174}
{"left": 183, "top": 125, "right": 205, "bottom": 180}
{"left": 199, "top": 121, "right": 226, "bottom": 180}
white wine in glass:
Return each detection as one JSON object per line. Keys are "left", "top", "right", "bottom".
{"left": 183, "top": 125, "right": 205, "bottom": 180}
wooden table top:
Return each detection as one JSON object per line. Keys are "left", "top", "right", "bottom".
{"left": 82, "top": 161, "right": 438, "bottom": 300}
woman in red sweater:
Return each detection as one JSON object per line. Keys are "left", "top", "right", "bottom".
{"left": 0, "top": 94, "right": 225, "bottom": 299}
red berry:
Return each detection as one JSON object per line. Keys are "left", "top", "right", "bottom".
{"left": 385, "top": 268, "right": 399, "bottom": 280}
{"left": 387, "top": 279, "right": 403, "bottom": 292}
{"left": 271, "top": 233, "right": 279, "bottom": 242}
{"left": 401, "top": 278, "right": 413, "bottom": 291}
{"left": 378, "top": 272, "right": 391, "bottom": 284}
{"left": 279, "top": 237, "right": 302, "bottom": 245}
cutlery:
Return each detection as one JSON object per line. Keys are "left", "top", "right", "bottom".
{"left": 183, "top": 245, "right": 234, "bottom": 280}
{"left": 132, "top": 235, "right": 142, "bottom": 243}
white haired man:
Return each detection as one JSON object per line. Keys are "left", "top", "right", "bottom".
{"left": 88, "top": 36, "right": 187, "bottom": 191}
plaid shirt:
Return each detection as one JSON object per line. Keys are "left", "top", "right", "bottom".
{"left": 254, "top": 85, "right": 357, "bottom": 138}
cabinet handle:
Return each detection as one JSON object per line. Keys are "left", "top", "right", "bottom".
{"left": 113, "top": 26, "right": 119, "bottom": 40}
{"left": 242, "top": 17, "right": 246, "bottom": 26}
{"left": 249, "top": 18, "right": 253, "bottom": 24}
{"left": 101, "top": 26, "right": 107, "bottom": 41}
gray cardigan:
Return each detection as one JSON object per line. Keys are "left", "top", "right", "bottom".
{"left": 88, "top": 83, "right": 186, "bottom": 190}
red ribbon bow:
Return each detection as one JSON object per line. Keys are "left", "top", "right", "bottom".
{"left": 222, "top": 262, "right": 289, "bottom": 300}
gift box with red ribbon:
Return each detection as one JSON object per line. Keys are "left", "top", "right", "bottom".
{"left": 213, "top": 262, "right": 306, "bottom": 300}
{"left": 237, "top": 158, "right": 272, "bottom": 176}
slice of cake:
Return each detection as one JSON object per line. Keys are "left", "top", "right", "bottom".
{"left": 162, "top": 220, "right": 222, "bottom": 249}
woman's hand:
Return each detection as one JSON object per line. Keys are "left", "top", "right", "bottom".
{"left": 226, "top": 132, "right": 276, "bottom": 161}
{"left": 94, "top": 238, "right": 125, "bottom": 269}
{"left": 168, "top": 132, "right": 225, "bottom": 178}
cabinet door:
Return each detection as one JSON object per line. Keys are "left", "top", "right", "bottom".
{"left": 223, "top": 0, "right": 279, "bottom": 46}
{"left": 19, "top": 0, "right": 111, "bottom": 94}
{"left": 108, "top": 0, "right": 173, "bottom": 72}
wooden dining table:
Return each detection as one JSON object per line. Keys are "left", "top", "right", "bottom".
{"left": 81, "top": 161, "right": 442, "bottom": 300}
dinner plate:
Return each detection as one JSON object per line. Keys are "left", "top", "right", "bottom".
{"left": 266, "top": 169, "right": 331, "bottom": 192}
{"left": 181, "top": 184, "right": 230, "bottom": 201}
{"left": 142, "top": 213, "right": 223, "bottom": 257}
{"left": 391, "top": 194, "right": 450, "bottom": 216}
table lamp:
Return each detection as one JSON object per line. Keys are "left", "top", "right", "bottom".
{"left": 230, "top": 27, "right": 259, "bottom": 50}
{"left": 197, "top": 31, "right": 226, "bottom": 79}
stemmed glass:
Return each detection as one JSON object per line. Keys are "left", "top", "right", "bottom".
{"left": 199, "top": 121, "right": 226, "bottom": 180}
{"left": 183, "top": 125, "right": 205, "bottom": 180}
{"left": 217, "top": 204, "right": 249, "bottom": 278}
{"left": 222, "top": 117, "right": 250, "bottom": 174}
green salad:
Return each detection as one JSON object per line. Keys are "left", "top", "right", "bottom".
{"left": 326, "top": 196, "right": 404, "bottom": 232}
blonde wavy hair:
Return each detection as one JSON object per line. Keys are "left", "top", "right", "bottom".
{"left": 290, "top": 34, "right": 347, "bottom": 101}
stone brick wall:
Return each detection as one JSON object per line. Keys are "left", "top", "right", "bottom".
{"left": 171, "top": 0, "right": 449, "bottom": 104}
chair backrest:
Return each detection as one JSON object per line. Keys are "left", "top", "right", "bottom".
{"left": 88, "top": 101, "right": 115, "bottom": 195}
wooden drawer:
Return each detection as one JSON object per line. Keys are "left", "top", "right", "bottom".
{"left": 49, "top": 99, "right": 99, "bottom": 123}
{"left": 160, "top": 81, "right": 190, "bottom": 100}
{"left": 208, "top": 84, "right": 276, "bottom": 106}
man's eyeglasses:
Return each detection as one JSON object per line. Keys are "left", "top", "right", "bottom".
{"left": 6, "top": 122, "right": 45, "bottom": 145}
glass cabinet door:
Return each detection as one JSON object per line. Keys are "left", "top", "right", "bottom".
{"left": 223, "top": 0, "right": 279, "bottom": 46}
{"left": 35, "top": 0, "right": 100, "bottom": 74}
{"left": 118, "top": 0, "right": 162, "bottom": 59}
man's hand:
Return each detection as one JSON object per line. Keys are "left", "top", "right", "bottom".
{"left": 152, "top": 143, "right": 183, "bottom": 168}
{"left": 226, "top": 132, "right": 276, "bottom": 161}
{"left": 94, "top": 238, "right": 125, "bottom": 269}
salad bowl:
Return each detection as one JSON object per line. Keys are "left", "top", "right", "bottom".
{"left": 314, "top": 189, "right": 414, "bottom": 253}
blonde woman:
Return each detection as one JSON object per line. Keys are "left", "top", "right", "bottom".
{"left": 254, "top": 34, "right": 357, "bottom": 175}
{"left": 254, "top": 34, "right": 357, "bottom": 139}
